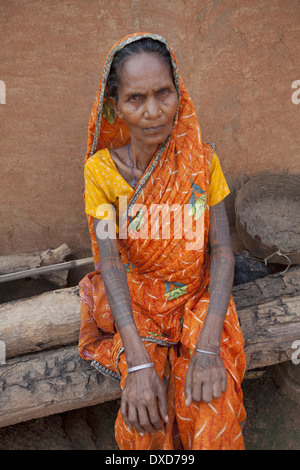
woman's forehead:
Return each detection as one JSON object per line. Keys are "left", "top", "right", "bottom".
{"left": 118, "top": 52, "right": 174, "bottom": 89}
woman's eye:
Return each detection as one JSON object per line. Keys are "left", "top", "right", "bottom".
{"left": 158, "top": 88, "right": 169, "bottom": 95}
{"left": 129, "top": 95, "right": 142, "bottom": 102}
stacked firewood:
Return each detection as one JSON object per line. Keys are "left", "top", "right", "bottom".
{"left": 0, "top": 247, "right": 299, "bottom": 428}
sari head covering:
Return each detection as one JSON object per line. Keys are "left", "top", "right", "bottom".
{"left": 79, "top": 33, "right": 246, "bottom": 450}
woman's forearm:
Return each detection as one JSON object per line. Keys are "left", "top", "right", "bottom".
{"left": 196, "top": 201, "right": 235, "bottom": 351}
{"left": 100, "top": 247, "right": 134, "bottom": 331}
{"left": 94, "top": 219, "right": 150, "bottom": 366}
{"left": 196, "top": 246, "right": 234, "bottom": 350}
{"left": 100, "top": 250, "right": 150, "bottom": 363}
{"left": 101, "top": 258, "right": 151, "bottom": 365}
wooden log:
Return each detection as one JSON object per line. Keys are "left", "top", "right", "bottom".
{"left": 232, "top": 265, "right": 300, "bottom": 309}
{"left": 2, "top": 265, "right": 299, "bottom": 428}
{"left": 1, "top": 267, "right": 299, "bottom": 360}
{"left": 0, "top": 244, "right": 72, "bottom": 287}
{"left": 0, "top": 276, "right": 300, "bottom": 428}
{"left": 0, "top": 286, "right": 81, "bottom": 360}
{"left": 0, "top": 244, "right": 72, "bottom": 275}
{"left": 0, "top": 345, "right": 121, "bottom": 428}
{"left": 0, "top": 257, "right": 94, "bottom": 285}
{"left": 239, "top": 295, "right": 300, "bottom": 369}
{"left": 1, "top": 290, "right": 300, "bottom": 429}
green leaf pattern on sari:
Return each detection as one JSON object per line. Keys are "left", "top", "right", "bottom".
{"left": 188, "top": 176, "right": 207, "bottom": 220}
{"left": 128, "top": 209, "right": 144, "bottom": 232}
{"left": 124, "top": 262, "right": 135, "bottom": 273}
{"left": 164, "top": 279, "right": 188, "bottom": 300}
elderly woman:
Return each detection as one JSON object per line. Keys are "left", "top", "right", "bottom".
{"left": 79, "top": 33, "right": 246, "bottom": 450}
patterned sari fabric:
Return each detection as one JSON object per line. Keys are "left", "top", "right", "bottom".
{"left": 79, "top": 33, "right": 246, "bottom": 450}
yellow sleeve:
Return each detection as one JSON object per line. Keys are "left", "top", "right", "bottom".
{"left": 209, "top": 153, "right": 230, "bottom": 206}
{"left": 84, "top": 157, "right": 116, "bottom": 222}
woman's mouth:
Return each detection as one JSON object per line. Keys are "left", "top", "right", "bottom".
{"left": 143, "top": 125, "right": 164, "bottom": 133}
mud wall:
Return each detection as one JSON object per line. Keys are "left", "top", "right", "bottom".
{"left": 0, "top": 0, "right": 299, "bottom": 256}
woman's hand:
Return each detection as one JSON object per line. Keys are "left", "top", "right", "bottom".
{"left": 120, "top": 366, "right": 169, "bottom": 436}
{"left": 184, "top": 351, "right": 227, "bottom": 406}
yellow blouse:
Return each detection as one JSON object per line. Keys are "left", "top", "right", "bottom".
{"left": 84, "top": 148, "right": 230, "bottom": 224}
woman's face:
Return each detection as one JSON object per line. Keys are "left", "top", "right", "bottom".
{"left": 112, "top": 52, "right": 178, "bottom": 148}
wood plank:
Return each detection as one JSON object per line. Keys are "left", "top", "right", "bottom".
{"left": 1, "top": 267, "right": 299, "bottom": 360}
{"left": 0, "top": 345, "right": 121, "bottom": 428}
{"left": 0, "top": 291, "right": 300, "bottom": 428}
{"left": 0, "top": 267, "right": 299, "bottom": 428}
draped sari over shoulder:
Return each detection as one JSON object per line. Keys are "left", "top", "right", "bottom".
{"left": 79, "top": 33, "right": 246, "bottom": 450}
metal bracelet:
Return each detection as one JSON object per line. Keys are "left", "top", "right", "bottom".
{"left": 194, "top": 348, "right": 219, "bottom": 356}
{"left": 127, "top": 362, "right": 155, "bottom": 374}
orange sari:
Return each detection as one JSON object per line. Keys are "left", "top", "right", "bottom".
{"left": 79, "top": 33, "right": 246, "bottom": 450}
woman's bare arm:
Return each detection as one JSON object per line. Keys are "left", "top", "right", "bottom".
{"left": 94, "top": 218, "right": 168, "bottom": 433}
{"left": 197, "top": 199, "right": 235, "bottom": 348}
{"left": 184, "top": 201, "right": 234, "bottom": 405}
{"left": 94, "top": 218, "right": 150, "bottom": 365}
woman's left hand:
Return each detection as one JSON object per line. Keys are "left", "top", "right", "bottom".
{"left": 184, "top": 351, "right": 227, "bottom": 406}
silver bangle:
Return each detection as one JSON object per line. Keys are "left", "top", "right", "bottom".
{"left": 127, "top": 362, "right": 155, "bottom": 374}
{"left": 194, "top": 348, "right": 219, "bottom": 356}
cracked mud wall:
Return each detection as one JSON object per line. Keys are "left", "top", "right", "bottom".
{"left": 0, "top": 0, "right": 299, "bottom": 256}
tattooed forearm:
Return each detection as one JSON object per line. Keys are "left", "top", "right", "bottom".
{"left": 101, "top": 258, "right": 135, "bottom": 330}
{"left": 94, "top": 219, "right": 135, "bottom": 331}
{"left": 208, "top": 250, "right": 234, "bottom": 318}
{"left": 196, "top": 202, "right": 235, "bottom": 349}
{"left": 94, "top": 219, "right": 150, "bottom": 367}
{"left": 208, "top": 201, "right": 234, "bottom": 319}
{"left": 211, "top": 199, "right": 231, "bottom": 247}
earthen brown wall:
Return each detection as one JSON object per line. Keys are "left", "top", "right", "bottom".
{"left": 0, "top": 0, "right": 299, "bottom": 256}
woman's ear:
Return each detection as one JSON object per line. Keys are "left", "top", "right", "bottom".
{"left": 107, "top": 96, "right": 123, "bottom": 120}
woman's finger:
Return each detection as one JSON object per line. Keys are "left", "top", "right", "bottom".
{"left": 201, "top": 381, "right": 213, "bottom": 403}
{"left": 157, "top": 382, "right": 169, "bottom": 425}
{"left": 212, "top": 380, "right": 222, "bottom": 399}
{"left": 147, "top": 399, "right": 166, "bottom": 432}
{"left": 191, "top": 373, "right": 203, "bottom": 403}
{"left": 128, "top": 403, "right": 145, "bottom": 436}
{"left": 184, "top": 367, "right": 193, "bottom": 407}
{"left": 120, "top": 397, "right": 132, "bottom": 430}
{"left": 138, "top": 405, "right": 156, "bottom": 434}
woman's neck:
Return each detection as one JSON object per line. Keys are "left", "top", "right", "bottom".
{"left": 129, "top": 139, "right": 159, "bottom": 171}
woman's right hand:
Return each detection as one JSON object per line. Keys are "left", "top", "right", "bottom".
{"left": 120, "top": 366, "right": 169, "bottom": 436}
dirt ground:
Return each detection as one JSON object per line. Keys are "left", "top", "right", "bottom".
{"left": 0, "top": 366, "right": 299, "bottom": 450}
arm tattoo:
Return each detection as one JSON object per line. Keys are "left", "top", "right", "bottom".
{"left": 208, "top": 202, "right": 234, "bottom": 319}
{"left": 211, "top": 200, "right": 231, "bottom": 246}
{"left": 94, "top": 220, "right": 135, "bottom": 331}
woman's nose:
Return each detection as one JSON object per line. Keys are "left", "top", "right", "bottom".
{"left": 144, "top": 98, "right": 161, "bottom": 119}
